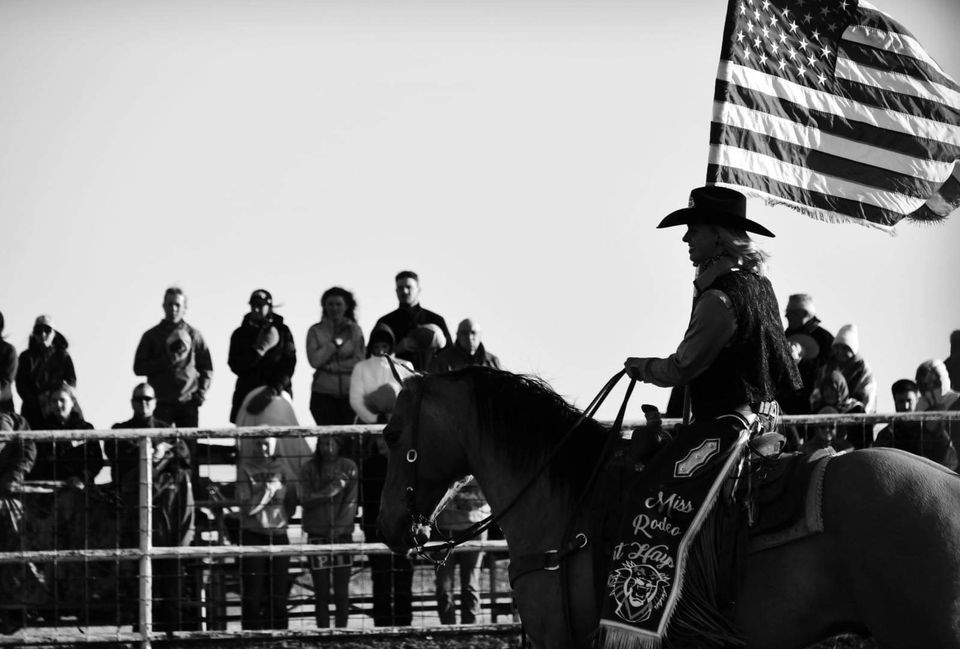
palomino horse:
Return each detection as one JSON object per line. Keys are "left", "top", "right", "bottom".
{"left": 377, "top": 367, "right": 960, "bottom": 649}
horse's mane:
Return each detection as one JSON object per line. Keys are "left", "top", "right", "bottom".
{"left": 423, "top": 366, "right": 614, "bottom": 495}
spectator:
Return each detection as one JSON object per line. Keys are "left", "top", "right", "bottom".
{"left": 300, "top": 435, "right": 359, "bottom": 628}
{"left": 107, "top": 383, "right": 172, "bottom": 511}
{"left": 875, "top": 378, "right": 956, "bottom": 469}
{"left": 235, "top": 434, "right": 299, "bottom": 630}
{"left": 946, "top": 330, "right": 960, "bottom": 392}
{"left": 782, "top": 294, "right": 834, "bottom": 415}
{"left": 915, "top": 359, "right": 960, "bottom": 454}
{"left": 814, "top": 324, "right": 877, "bottom": 413}
{"left": 26, "top": 383, "right": 102, "bottom": 486}
{"left": 0, "top": 311, "right": 16, "bottom": 414}
{"left": 108, "top": 383, "right": 195, "bottom": 631}
{"left": 806, "top": 370, "right": 867, "bottom": 451}
{"left": 361, "top": 434, "right": 413, "bottom": 627}
{"left": 433, "top": 476, "right": 491, "bottom": 625}
{"left": 350, "top": 324, "right": 415, "bottom": 425}
{"left": 0, "top": 411, "right": 34, "bottom": 494}
{"left": 235, "top": 385, "right": 312, "bottom": 477}
{"left": 374, "top": 271, "right": 452, "bottom": 371}
{"left": 133, "top": 287, "right": 213, "bottom": 428}
{"left": 228, "top": 289, "right": 297, "bottom": 424}
{"left": 15, "top": 315, "right": 77, "bottom": 427}
{"left": 0, "top": 410, "right": 34, "bottom": 635}
{"left": 306, "top": 287, "right": 365, "bottom": 428}
{"left": 429, "top": 319, "right": 502, "bottom": 373}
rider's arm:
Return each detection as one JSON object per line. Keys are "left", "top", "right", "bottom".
{"left": 626, "top": 289, "right": 737, "bottom": 387}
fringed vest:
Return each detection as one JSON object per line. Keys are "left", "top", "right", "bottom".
{"left": 689, "top": 270, "right": 801, "bottom": 420}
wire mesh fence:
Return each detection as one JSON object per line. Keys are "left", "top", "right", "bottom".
{"left": 1, "top": 411, "right": 958, "bottom": 646}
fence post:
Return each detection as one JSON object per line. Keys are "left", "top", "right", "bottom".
{"left": 138, "top": 436, "right": 153, "bottom": 648}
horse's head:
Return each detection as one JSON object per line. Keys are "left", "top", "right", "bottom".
{"left": 377, "top": 374, "right": 471, "bottom": 553}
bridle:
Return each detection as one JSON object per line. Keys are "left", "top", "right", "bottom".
{"left": 387, "top": 357, "right": 635, "bottom": 570}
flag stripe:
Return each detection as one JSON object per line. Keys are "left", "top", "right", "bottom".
{"left": 719, "top": 61, "right": 960, "bottom": 146}
{"left": 856, "top": 2, "right": 952, "bottom": 76}
{"left": 842, "top": 23, "right": 952, "bottom": 79}
{"left": 835, "top": 57, "right": 960, "bottom": 109}
{"left": 712, "top": 101, "right": 955, "bottom": 181}
{"left": 913, "top": 167, "right": 960, "bottom": 219}
{"left": 706, "top": 162, "right": 897, "bottom": 227}
{"left": 838, "top": 38, "right": 960, "bottom": 94}
{"left": 832, "top": 75, "right": 960, "bottom": 129}
{"left": 716, "top": 77, "right": 960, "bottom": 160}
{"left": 708, "top": 144, "right": 926, "bottom": 214}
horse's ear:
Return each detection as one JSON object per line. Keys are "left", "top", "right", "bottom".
{"left": 386, "top": 355, "right": 421, "bottom": 384}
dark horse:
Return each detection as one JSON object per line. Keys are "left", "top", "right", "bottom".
{"left": 378, "top": 367, "right": 960, "bottom": 649}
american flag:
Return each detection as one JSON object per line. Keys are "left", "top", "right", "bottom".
{"left": 708, "top": 0, "right": 960, "bottom": 230}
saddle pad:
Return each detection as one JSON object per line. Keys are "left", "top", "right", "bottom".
{"left": 747, "top": 449, "right": 833, "bottom": 553}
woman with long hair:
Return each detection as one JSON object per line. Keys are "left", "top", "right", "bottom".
{"left": 305, "top": 287, "right": 365, "bottom": 427}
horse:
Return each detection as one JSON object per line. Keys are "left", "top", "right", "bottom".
{"left": 377, "top": 366, "right": 960, "bottom": 649}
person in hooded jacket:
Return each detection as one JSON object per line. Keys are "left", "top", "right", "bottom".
{"left": 812, "top": 324, "right": 877, "bottom": 414}
{"left": 805, "top": 370, "right": 868, "bottom": 451}
{"left": 228, "top": 290, "right": 297, "bottom": 424}
{"left": 349, "top": 324, "right": 415, "bottom": 425}
{"left": 915, "top": 359, "right": 960, "bottom": 454}
{"left": 16, "top": 315, "right": 77, "bottom": 427}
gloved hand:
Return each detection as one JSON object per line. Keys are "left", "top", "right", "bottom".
{"left": 191, "top": 391, "right": 206, "bottom": 407}
{"left": 254, "top": 326, "right": 280, "bottom": 356}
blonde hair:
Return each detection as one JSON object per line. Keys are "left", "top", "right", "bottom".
{"left": 713, "top": 226, "right": 770, "bottom": 276}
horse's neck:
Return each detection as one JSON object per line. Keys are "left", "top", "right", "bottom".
{"left": 471, "top": 456, "right": 576, "bottom": 554}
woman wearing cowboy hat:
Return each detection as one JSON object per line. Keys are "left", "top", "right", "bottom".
{"left": 624, "top": 185, "right": 800, "bottom": 428}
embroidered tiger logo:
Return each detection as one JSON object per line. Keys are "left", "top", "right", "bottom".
{"left": 607, "top": 560, "right": 671, "bottom": 624}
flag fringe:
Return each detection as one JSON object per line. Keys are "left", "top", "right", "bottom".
{"left": 713, "top": 183, "right": 898, "bottom": 236}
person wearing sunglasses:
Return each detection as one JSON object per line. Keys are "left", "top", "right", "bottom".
{"left": 15, "top": 315, "right": 77, "bottom": 427}
{"left": 108, "top": 382, "right": 196, "bottom": 631}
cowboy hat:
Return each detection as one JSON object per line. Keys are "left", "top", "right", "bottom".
{"left": 657, "top": 186, "right": 775, "bottom": 237}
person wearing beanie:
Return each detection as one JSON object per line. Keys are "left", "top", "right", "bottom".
{"left": 373, "top": 270, "right": 452, "bottom": 371}
{"left": 227, "top": 289, "right": 297, "bottom": 423}
{"left": 15, "top": 315, "right": 77, "bottom": 427}
{"left": 782, "top": 293, "right": 834, "bottom": 415}
{"left": 816, "top": 323, "right": 877, "bottom": 414}
{"left": 0, "top": 311, "right": 17, "bottom": 414}
{"left": 348, "top": 324, "right": 415, "bottom": 424}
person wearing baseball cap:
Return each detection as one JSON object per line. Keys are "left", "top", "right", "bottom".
{"left": 228, "top": 288, "right": 297, "bottom": 423}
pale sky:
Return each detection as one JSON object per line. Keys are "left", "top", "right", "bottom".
{"left": 1, "top": 0, "right": 958, "bottom": 428}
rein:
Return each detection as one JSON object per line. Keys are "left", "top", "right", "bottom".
{"left": 402, "top": 368, "right": 634, "bottom": 569}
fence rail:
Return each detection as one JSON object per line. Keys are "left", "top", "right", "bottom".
{"left": 1, "top": 411, "right": 958, "bottom": 647}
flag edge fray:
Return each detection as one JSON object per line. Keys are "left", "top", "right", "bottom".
{"left": 712, "top": 182, "right": 899, "bottom": 236}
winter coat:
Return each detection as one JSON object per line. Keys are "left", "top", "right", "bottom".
{"left": 27, "top": 411, "right": 103, "bottom": 484}
{"left": 349, "top": 355, "right": 415, "bottom": 424}
{"left": 429, "top": 342, "right": 501, "bottom": 373}
{"left": 228, "top": 313, "right": 297, "bottom": 423}
{"left": 16, "top": 333, "right": 76, "bottom": 425}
